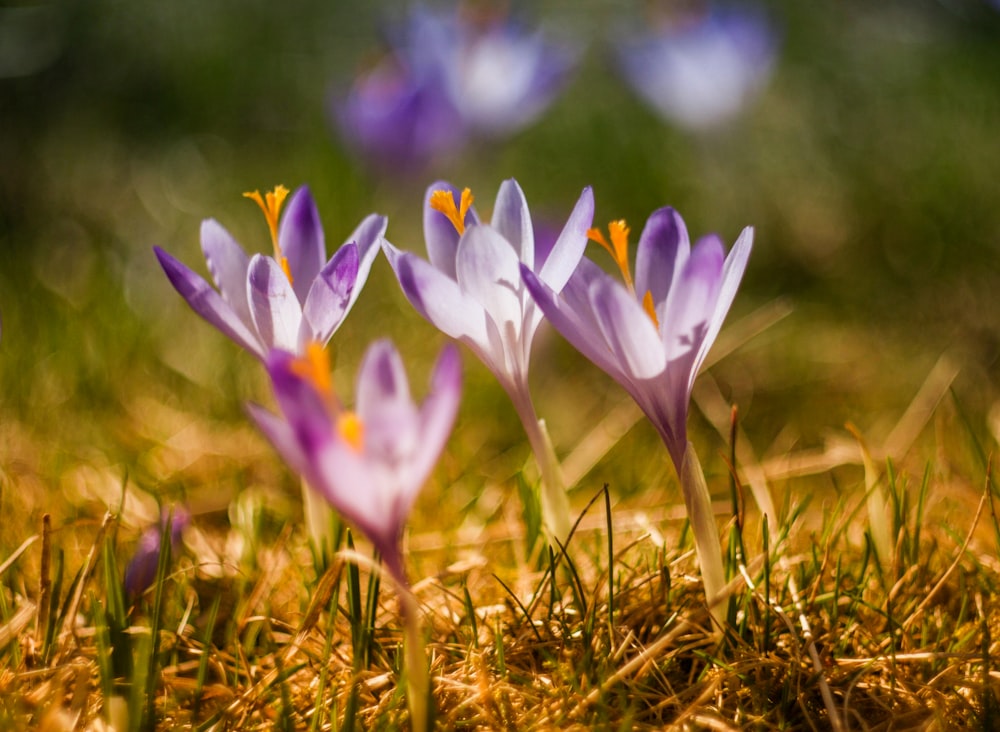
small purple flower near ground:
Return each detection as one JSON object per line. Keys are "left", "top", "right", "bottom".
{"left": 616, "top": 3, "right": 777, "bottom": 130}
{"left": 124, "top": 507, "right": 190, "bottom": 599}
{"left": 154, "top": 185, "right": 385, "bottom": 359}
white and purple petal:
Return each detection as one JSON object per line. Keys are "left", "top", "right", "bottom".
{"left": 535, "top": 186, "right": 593, "bottom": 291}
{"left": 154, "top": 246, "right": 264, "bottom": 359}
{"left": 383, "top": 241, "right": 490, "bottom": 347}
{"left": 200, "top": 219, "right": 254, "bottom": 329}
{"left": 491, "top": 179, "right": 534, "bottom": 267}
{"left": 300, "top": 243, "right": 359, "bottom": 347}
{"left": 279, "top": 186, "right": 326, "bottom": 304}
{"left": 248, "top": 255, "right": 304, "bottom": 353}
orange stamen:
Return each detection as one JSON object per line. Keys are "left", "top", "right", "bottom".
{"left": 429, "top": 187, "right": 474, "bottom": 235}
{"left": 244, "top": 184, "right": 293, "bottom": 284}
{"left": 337, "top": 411, "right": 365, "bottom": 452}
{"left": 642, "top": 290, "right": 660, "bottom": 329}
{"left": 588, "top": 220, "right": 635, "bottom": 293}
{"left": 290, "top": 341, "right": 333, "bottom": 398}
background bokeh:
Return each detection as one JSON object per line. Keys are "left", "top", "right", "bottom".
{"left": 3, "top": 0, "right": 1000, "bottom": 536}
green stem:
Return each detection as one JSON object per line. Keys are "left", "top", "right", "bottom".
{"left": 512, "top": 389, "right": 573, "bottom": 545}
{"left": 301, "top": 477, "right": 336, "bottom": 568}
{"left": 679, "top": 441, "right": 727, "bottom": 629}
{"left": 399, "top": 584, "right": 429, "bottom": 732}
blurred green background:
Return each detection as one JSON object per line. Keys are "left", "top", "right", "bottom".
{"left": 2, "top": 0, "right": 1000, "bottom": 534}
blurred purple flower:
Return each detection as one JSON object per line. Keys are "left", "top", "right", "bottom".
{"left": 248, "top": 340, "right": 461, "bottom": 586}
{"left": 337, "top": 51, "right": 464, "bottom": 171}
{"left": 521, "top": 207, "right": 752, "bottom": 470}
{"left": 124, "top": 507, "right": 189, "bottom": 599}
{"left": 335, "top": 5, "right": 576, "bottom": 170}
{"left": 407, "top": 5, "right": 577, "bottom": 137}
{"left": 616, "top": 4, "right": 777, "bottom": 130}
{"left": 154, "top": 185, "right": 385, "bottom": 359}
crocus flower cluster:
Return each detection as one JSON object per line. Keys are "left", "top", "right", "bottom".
{"left": 615, "top": 3, "right": 777, "bottom": 130}
{"left": 154, "top": 185, "right": 385, "bottom": 359}
{"left": 155, "top": 175, "right": 753, "bottom": 631}
{"left": 337, "top": 4, "right": 575, "bottom": 171}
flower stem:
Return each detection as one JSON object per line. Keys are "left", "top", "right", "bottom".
{"left": 301, "top": 477, "right": 337, "bottom": 568}
{"left": 510, "top": 383, "right": 573, "bottom": 545}
{"left": 679, "top": 441, "right": 727, "bottom": 629}
{"left": 392, "top": 568, "right": 429, "bottom": 732}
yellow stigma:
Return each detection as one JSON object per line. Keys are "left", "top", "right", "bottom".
{"left": 244, "top": 184, "right": 293, "bottom": 284}
{"left": 290, "top": 341, "right": 332, "bottom": 398}
{"left": 429, "top": 187, "right": 474, "bottom": 235}
{"left": 642, "top": 290, "right": 660, "bottom": 329}
{"left": 588, "top": 220, "right": 635, "bottom": 293}
{"left": 337, "top": 411, "right": 365, "bottom": 452}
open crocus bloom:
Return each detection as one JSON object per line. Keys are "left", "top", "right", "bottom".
{"left": 616, "top": 4, "right": 776, "bottom": 130}
{"left": 249, "top": 340, "right": 461, "bottom": 586}
{"left": 154, "top": 185, "right": 385, "bottom": 360}
{"left": 521, "top": 207, "right": 752, "bottom": 472}
{"left": 383, "top": 179, "right": 592, "bottom": 541}
{"left": 384, "top": 179, "right": 592, "bottom": 405}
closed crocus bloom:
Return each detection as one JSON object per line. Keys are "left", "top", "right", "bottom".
{"left": 154, "top": 185, "right": 385, "bottom": 359}
{"left": 124, "top": 507, "right": 190, "bottom": 600}
{"left": 522, "top": 207, "right": 752, "bottom": 622}
{"left": 249, "top": 340, "right": 461, "bottom": 587}
{"left": 617, "top": 4, "right": 776, "bottom": 130}
{"left": 383, "top": 179, "right": 593, "bottom": 542}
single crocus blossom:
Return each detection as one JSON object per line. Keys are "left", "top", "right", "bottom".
{"left": 522, "top": 207, "right": 752, "bottom": 620}
{"left": 383, "top": 179, "right": 593, "bottom": 541}
{"left": 250, "top": 340, "right": 458, "bottom": 732}
{"left": 406, "top": 4, "right": 577, "bottom": 137}
{"left": 124, "top": 507, "right": 190, "bottom": 600}
{"left": 154, "top": 185, "right": 385, "bottom": 360}
{"left": 336, "top": 49, "right": 464, "bottom": 171}
{"left": 616, "top": 4, "right": 776, "bottom": 130}
{"left": 248, "top": 339, "right": 461, "bottom": 587}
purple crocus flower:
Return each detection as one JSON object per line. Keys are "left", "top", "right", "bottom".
{"left": 616, "top": 4, "right": 777, "bottom": 130}
{"left": 383, "top": 179, "right": 592, "bottom": 541}
{"left": 336, "top": 51, "right": 464, "bottom": 171}
{"left": 522, "top": 208, "right": 752, "bottom": 470}
{"left": 154, "top": 185, "right": 385, "bottom": 359}
{"left": 248, "top": 340, "right": 461, "bottom": 587}
{"left": 407, "top": 5, "right": 577, "bottom": 137}
{"left": 334, "top": 5, "right": 575, "bottom": 171}
{"left": 522, "top": 207, "right": 751, "bottom": 619}
{"left": 124, "top": 507, "right": 190, "bottom": 599}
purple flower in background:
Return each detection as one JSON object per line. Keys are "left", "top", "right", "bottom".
{"left": 407, "top": 5, "right": 577, "bottom": 137}
{"left": 522, "top": 208, "right": 752, "bottom": 470}
{"left": 616, "top": 4, "right": 777, "bottom": 130}
{"left": 124, "top": 507, "right": 189, "bottom": 599}
{"left": 154, "top": 185, "right": 385, "bottom": 359}
{"left": 248, "top": 340, "right": 461, "bottom": 586}
{"left": 383, "top": 179, "right": 592, "bottom": 541}
{"left": 335, "top": 5, "right": 575, "bottom": 170}
{"left": 337, "top": 51, "right": 464, "bottom": 171}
